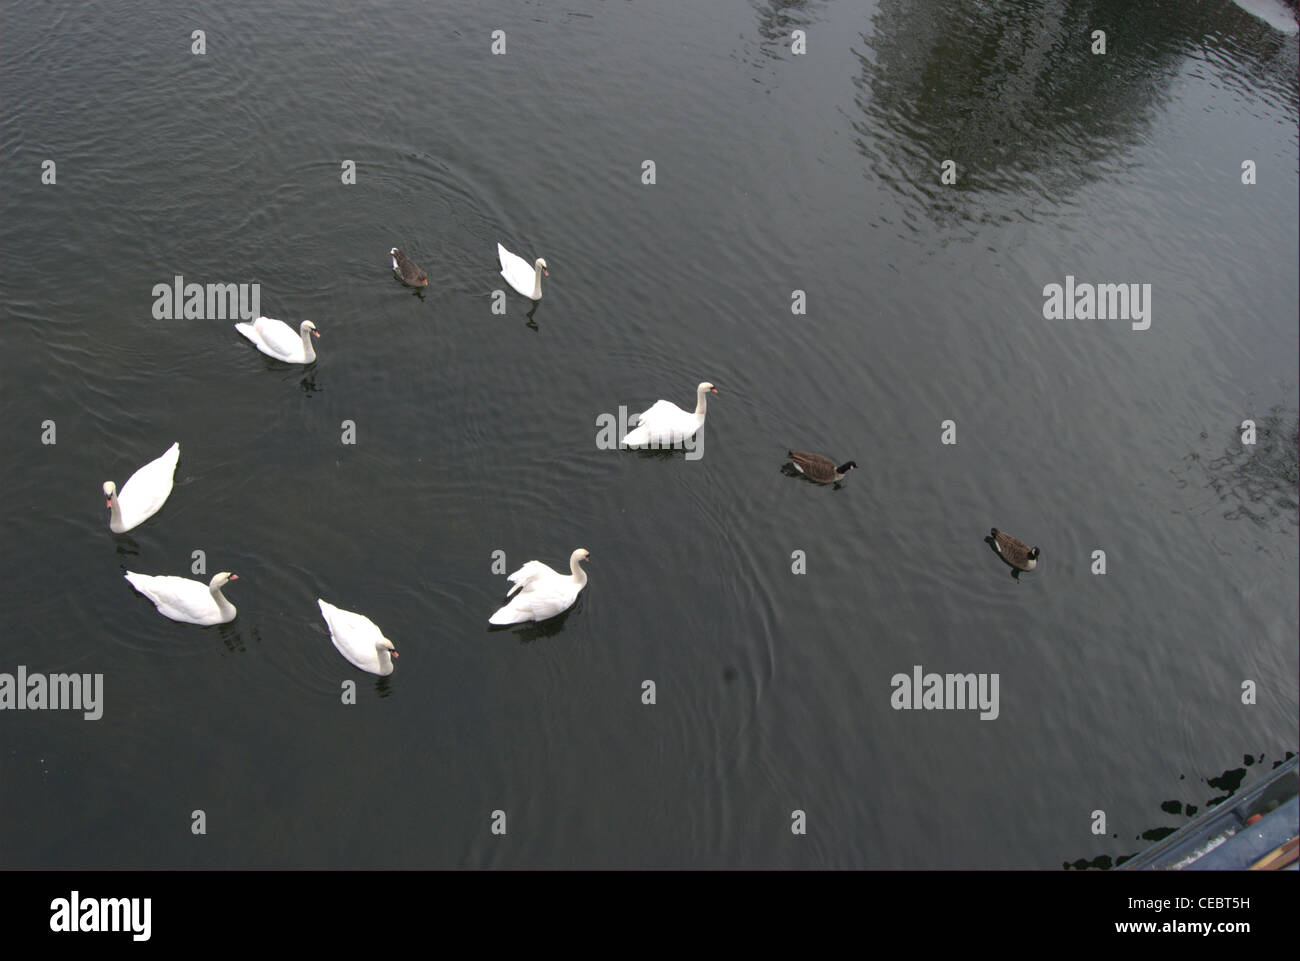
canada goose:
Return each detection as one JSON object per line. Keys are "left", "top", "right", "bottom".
{"left": 788, "top": 450, "right": 857, "bottom": 483}
{"left": 390, "top": 247, "right": 429, "bottom": 287}
{"left": 990, "top": 528, "right": 1039, "bottom": 572}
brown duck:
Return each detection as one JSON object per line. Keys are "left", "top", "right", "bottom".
{"left": 390, "top": 246, "right": 429, "bottom": 287}
{"left": 788, "top": 450, "right": 857, "bottom": 483}
{"left": 990, "top": 528, "right": 1039, "bottom": 572}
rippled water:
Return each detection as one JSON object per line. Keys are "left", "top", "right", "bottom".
{"left": 1, "top": 0, "right": 1296, "bottom": 867}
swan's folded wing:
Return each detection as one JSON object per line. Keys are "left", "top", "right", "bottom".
{"left": 319, "top": 599, "right": 383, "bottom": 666}
{"left": 497, "top": 243, "right": 535, "bottom": 293}
{"left": 252, "top": 317, "right": 300, "bottom": 359}
{"left": 126, "top": 573, "right": 209, "bottom": 621}
{"left": 318, "top": 598, "right": 348, "bottom": 641}
{"left": 320, "top": 601, "right": 377, "bottom": 640}
{"left": 497, "top": 243, "right": 526, "bottom": 276}
{"left": 119, "top": 443, "right": 179, "bottom": 520}
{"left": 158, "top": 587, "right": 217, "bottom": 622}
{"left": 123, "top": 442, "right": 179, "bottom": 490}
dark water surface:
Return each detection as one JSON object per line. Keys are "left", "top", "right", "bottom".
{"left": 1, "top": 0, "right": 1296, "bottom": 868}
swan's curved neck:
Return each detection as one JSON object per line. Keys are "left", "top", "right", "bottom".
{"left": 108, "top": 492, "right": 125, "bottom": 532}
{"left": 376, "top": 645, "right": 393, "bottom": 672}
{"left": 570, "top": 558, "right": 588, "bottom": 585}
{"left": 300, "top": 326, "right": 316, "bottom": 362}
{"left": 210, "top": 584, "right": 236, "bottom": 617}
{"left": 532, "top": 263, "right": 544, "bottom": 300}
{"left": 694, "top": 387, "right": 709, "bottom": 419}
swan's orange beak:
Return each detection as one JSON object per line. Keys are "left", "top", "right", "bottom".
{"left": 543, "top": 268, "right": 549, "bottom": 276}
{"left": 105, "top": 498, "right": 112, "bottom": 508}
{"left": 710, "top": 388, "right": 718, "bottom": 394}
{"left": 312, "top": 329, "right": 321, "bottom": 338}
{"left": 229, "top": 574, "right": 239, "bottom": 580}
{"left": 390, "top": 650, "right": 399, "bottom": 658}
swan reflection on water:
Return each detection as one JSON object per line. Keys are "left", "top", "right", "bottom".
{"left": 510, "top": 604, "right": 579, "bottom": 644}
{"left": 216, "top": 620, "right": 248, "bottom": 654}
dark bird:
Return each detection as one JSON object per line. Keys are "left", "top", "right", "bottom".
{"left": 788, "top": 450, "right": 857, "bottom": 484}
{"left": 390, "top": 246, "right": 429, "bottom": 287}
{"left": 990, "top": 528, "right": 1040, "bottom": 574}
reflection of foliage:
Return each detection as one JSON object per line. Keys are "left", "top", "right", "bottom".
{"left": 1204, "top": 406, "right": 1300, "bottom": 530}
{"left": 855, "top": 0, "right": 1171, "bottom": 217}
{"left": 851, "top": 0, "right": 1299, "bottom": 224}
{"left": 753, "top": 0, "right": 816, "bottom": 46}
{"left": 1063, "top": 752, "right": 1296, "bottom": 869}
{"left": 744, "top": 0, "right": 821, "bottom": 79}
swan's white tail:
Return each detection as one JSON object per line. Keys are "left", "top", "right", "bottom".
{"left": 489, "top": 603, "right": 526, "bottom": 625}
{"left": 234, "top": 322, "right": 258, "bottom": 344}
{"left": 124, "top": 571, "right": 158, "bottom": 604}
{"left": 621, "top": 425, "right": 651, "bottom": 447}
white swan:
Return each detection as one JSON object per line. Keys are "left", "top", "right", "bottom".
{"left": 497, "top": 243, "right": 548, "bottom": 300}
{"left": 235, "top": 317, "right": 319, "bottom": 363}
{"left": 124, "top": 571, "right": 238, "bottom": 625}
{"left": 489, "top": 548, "right": 589, "bottom": 625}
{"left": 621, "top": 382, "right": 717, "bottom": 447}
{"left": 103, "top": 442, "right": 179, "bottom": 533}
{"left": 318, "top": 598, "right": 398, "bottom": 675}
